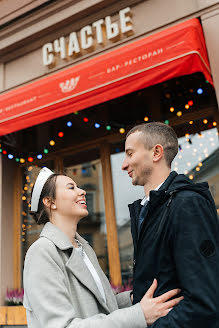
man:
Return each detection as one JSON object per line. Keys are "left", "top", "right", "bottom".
{"left": 122, "top": 122, "right": 219, "bottom": 327}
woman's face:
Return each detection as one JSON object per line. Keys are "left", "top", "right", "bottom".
{"left": 53, "top": 175, "right": 88, "bottom": 220}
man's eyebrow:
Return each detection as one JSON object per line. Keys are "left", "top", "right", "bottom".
{"left": 125, "top": 148, "right": 133, "bottom": 153}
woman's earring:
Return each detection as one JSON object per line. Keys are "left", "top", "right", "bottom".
{"left": 52, "top": 204, "right": 56, "bottom": 209}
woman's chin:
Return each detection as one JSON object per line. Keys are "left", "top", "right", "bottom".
{"left": 79, "top": 209, "right": 89, "bottom": 219}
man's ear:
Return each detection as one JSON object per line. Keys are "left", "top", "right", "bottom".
{"left": 153, "top": 144, "right": 164, "bottom": 162}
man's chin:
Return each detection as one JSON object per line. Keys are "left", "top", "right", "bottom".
{"left": 132, "top": 178, "right": 138, "bottom": 186}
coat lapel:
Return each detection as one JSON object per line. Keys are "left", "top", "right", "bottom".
{"left": 41, "top": 223, "right": 113, "bottom": 313}
{"left": 65, "top": 248, "right": 111, "bottom": 313}
{"left": 73, "top": 234, "right": 118, "bottom": 313}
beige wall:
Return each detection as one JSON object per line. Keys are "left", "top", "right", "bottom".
{"left": 0, "top": 0, "right": 52, "bottom": 26}
{"left": 0, "top": 156, "right": 16, "bottom": 305}
{"left": 201, "top": 8, "right": 219, "bottom": 107}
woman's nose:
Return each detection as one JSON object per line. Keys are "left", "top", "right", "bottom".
{"left": 78, "top": 188, "right": 86, "bottom": 196}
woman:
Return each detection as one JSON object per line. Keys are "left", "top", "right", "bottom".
{"left": 23, "top": 167, "right": 183, "bottom": 328}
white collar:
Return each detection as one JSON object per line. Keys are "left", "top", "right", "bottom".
{"left": 141, "top": 181, "right": 164, "bottom": 206}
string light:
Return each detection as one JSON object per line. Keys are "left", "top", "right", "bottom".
{"left": 188, "top": 100, "right": 194, "bottom": 106}
{"left": 8, "top": 154, "right": 13, "bottom": 159}
{"left": 189, "top": 175, "right": 194, "bottom": 180}
{"left": 83, "top": 117, "right": 89, "bottom": 122}
{"left": 213, "top": 121, "right": 217, "bottom": 126}
{"left": 44, "top": 148, "right": 49, "bottom": 154}
{"left": 58, "top": 132, "right": 64, "bottom": 137}
{"left": 144, "top": 116, "right": 149, "bottom": 122}
{"left": 67, "top": 121, "right": 72, "bottom": 127}
{"left": 189, "top": 121, "right": 193, "bottom": 124}
{"left": 164, "top": 120, "right": 169, "bottom": 124}
{"left": 94, "top": 123, "right": 100, "bottom": 128}
{"left": 170, "top": 107, "right": 174, "bottom": 112}
{"left": 196, "top": 167, "right": 200, "bottom": 171}
{"left": 49, "top": 140, "right": 55, "bottom": 146}
{"left": 2, "top": 150, "right": 7, "bottom": 155}
{"left": 197, "top": 88, "right": 203, "bottom": 94}
{"left": 119, "top": 128, "right": 125, "bottom": 134}
{"left": 106, "top": 125, "right": 111, "bottom": 131}
{"left": 203, "top": 119, "right": 208, "bottom": 124}
{"left": 20, "top": 158, "right": 25, "bottom": 163}
{"left": 37, "top": 154, "right": 43, "bottom": 159}
{"left": 28, "top": 157, "right": 34, "bottom": 162}
{"left": 177, "top": 111, "right": 182, "bottom": 117}
{"left": 185, "top": 104, "right": 189, "bottom": 109}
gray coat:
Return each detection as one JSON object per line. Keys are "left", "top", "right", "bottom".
{"left": 23, "top": 222, "right": 146, "bottom": 328}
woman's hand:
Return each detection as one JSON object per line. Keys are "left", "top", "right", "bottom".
{"left": 140, "top": 279, "right": 184, "bottom": 326}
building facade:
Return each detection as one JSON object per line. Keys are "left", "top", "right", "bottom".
{"left": 0, "top": 0, "right": 219, "bottom": 324}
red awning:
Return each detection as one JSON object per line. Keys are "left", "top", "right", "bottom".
{"left": 0, "top": 18, "right": 213, "bottom": 136}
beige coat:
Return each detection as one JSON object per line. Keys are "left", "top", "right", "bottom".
{"left": 23, "top": 222, "right": 146, "bottom": 328}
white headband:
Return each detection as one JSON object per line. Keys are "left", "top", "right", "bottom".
{"left": 31, "top": 167, "right": 54, "bottom": 212}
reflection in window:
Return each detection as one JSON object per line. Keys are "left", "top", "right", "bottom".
{"left": 21, "top": 166, "right": 43, "bottom": 269}
{"left": 111, "top": 152, "right": 144, "bottom": 283}
{"left": 64, "top": 160, "right": 108, "bottom": 275}
{"left": 172, "top": 127, "right": 219, "bottom": 218}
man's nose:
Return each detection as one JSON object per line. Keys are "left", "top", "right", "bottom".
{"left": 122, "top": 159, "right": 128, "bottom": 171}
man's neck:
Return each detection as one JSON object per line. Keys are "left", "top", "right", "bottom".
{"left": 144, "top": 168, "right": 171, "bottom": 198}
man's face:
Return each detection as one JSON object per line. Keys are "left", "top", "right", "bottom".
{"left": 122, "top": 131, "right": 154, "bottom": 186}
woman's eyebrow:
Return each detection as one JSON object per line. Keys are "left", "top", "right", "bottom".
{"left": 66, "top": 183, "right": 74, "bottom": 187}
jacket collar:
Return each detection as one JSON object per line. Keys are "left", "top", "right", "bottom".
{"left": 128, "top": 171, "right": 179, "bottom": 221}
{"left": 40, "top": 222, "right": 88, "bottom": 251}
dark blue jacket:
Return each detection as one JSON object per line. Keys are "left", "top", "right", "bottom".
{"left": 129, "top": 171, "right": 219, "bottom": 327}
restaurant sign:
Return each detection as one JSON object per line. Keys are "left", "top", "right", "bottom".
{"left": 42, "top": 7, "right": 133, "bottom": 66}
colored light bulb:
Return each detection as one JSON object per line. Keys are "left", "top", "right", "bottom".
{"left": 58, "top": 132, "right": 64, "bottom": 137}
{"left": 197, "top": 88, "right": 203, "bottom": 94}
